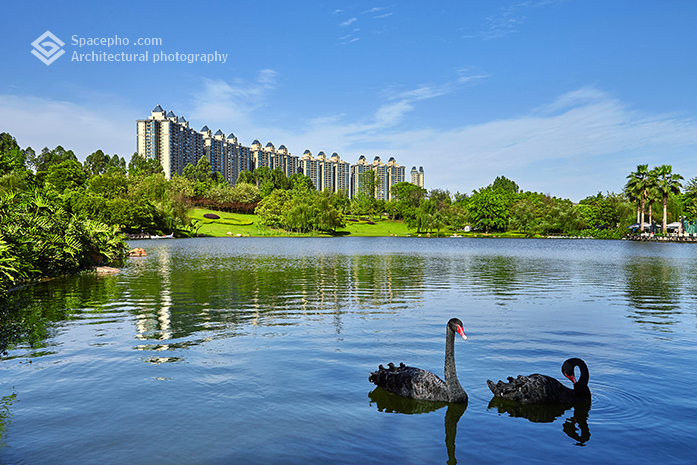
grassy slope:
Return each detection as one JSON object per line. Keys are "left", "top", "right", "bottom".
{"left": 189, "top": 208, "right": 538, "bottom": 238}
{"left": 190, "top": 208, "right": 415, "bottom": 237}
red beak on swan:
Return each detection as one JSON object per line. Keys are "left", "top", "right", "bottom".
{"left": 456, "top": 325, "right": 467, "bottom": 340}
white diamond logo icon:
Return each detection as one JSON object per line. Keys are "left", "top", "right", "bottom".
{"left": 31, "top": 31, "right": 65, "bottom": 66}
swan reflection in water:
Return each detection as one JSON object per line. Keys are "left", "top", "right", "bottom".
{"left": 369, "top": 387, "right": 467, "bottom": 464}
{"left": 487, "top": 397, "right": 591, "bottom": 445}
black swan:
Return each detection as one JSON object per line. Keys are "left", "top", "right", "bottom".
{"left": 486, "top": 358, "right": 590, "bottom": 404}
{"left": 368, "top": 318, "right": 468, "bottom": 403}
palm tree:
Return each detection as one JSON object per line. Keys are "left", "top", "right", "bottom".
{"left": 654, "top": 165, "right": 683, "bottom": 234}
{"left": 647, "top": 167, "right": 661, "bottom": 226}
{"left": 625, "top": 164, "right": 650, "bottom": 230}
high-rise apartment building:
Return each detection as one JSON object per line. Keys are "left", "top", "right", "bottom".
{"left": 350, "top": 155, "right": 405, "bottom": 200}
{"left": 298, "top": 150, "right": 349, "bottom": 193}
{"left": 136, "top": 105, "right": 204, "bottom": 179}
{"left": 137, "top": 106, "right": 410, "bottom": 195}
{"left": 382, "top": 157, "right": 406, "bottom": 200}
{"left": 410, "top": 166, "right": 425, "bottom": 188}
{"left": 225, "top": 133, "right": 252, "bottom": 185}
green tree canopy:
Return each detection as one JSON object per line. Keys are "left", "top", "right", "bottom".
{"left": 84, "top": 150, "right": 110, "bottom": 177}
{"left": 29, "top": 145, "right": 78, "bottom": 173}
{"left": 491, "top": 176, "right": 519, "bottom": 194}
{"left": 128, "top": 153, "right": 163, "bottom": 178}
{"left": 45, "top": 159, "right": 87, "bottom": 192}
{"left": 467, "top": 187, "right": 512, "bottom": 233}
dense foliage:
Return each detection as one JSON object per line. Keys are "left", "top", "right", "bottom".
{"left": 0, "top": 134, "right": 129, "bottom": 295}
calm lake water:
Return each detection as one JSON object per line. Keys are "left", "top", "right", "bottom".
{"left": 1, "top": 237, "right": 696, "bottom": 464}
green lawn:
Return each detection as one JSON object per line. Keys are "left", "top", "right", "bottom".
{"left": 188, "top": 208, "right": 538, "bottom": 238}
{"left": 189, "top": 209, "right": 418, "bottom": 237}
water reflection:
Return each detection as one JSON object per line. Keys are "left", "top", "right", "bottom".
{"left": 622, "top": 257, "right": 684, "bottom": 332}
{"left": 5, "top": 238, "right": 697, "bottom": 361}
{"left": 0, "top": 390, "right": 17, "bottom": 447}
{"left": 487, "top": 397, "right": 591, "bottom": 445}
{"left": 369, "top": 387, "right": 467, "bottom": 464}
{"left": 124, "top": 245, "right": 428, "bottom": 356}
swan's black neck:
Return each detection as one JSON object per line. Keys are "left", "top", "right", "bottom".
{"left": 444, "top": 324, "right": 466, "bottom": 402}
{"left": 563, "top": 358, "right": 590, "bottom": 400}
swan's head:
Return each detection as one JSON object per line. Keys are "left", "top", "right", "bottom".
{"left": 561, "top": 358, "right": 587, "bottom": 385}
{"left": 448, "top": 318, "right": 467, "bottom": 340}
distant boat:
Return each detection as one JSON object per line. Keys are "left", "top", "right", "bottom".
{"left": 150, "top": 233, "right": 174, "bottom": 239}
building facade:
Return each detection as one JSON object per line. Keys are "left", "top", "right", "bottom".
{"left": 136, "top": 105, "right": 205, "bottom": 179}
{"left": 350, "top": 155, "right": 406, "bottom": 200}
{"left": 410, "top": 166, "right": 425, "bottom": 188}
{"left": 137, "top": 105, "right": 411, "bottom": 195}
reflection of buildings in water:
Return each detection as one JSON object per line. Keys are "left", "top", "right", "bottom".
{"left": 134, "top": 248, "right": 174, "bottom": 361}
{"left": 369, "top": 387, "right": 466, "bottom": 464}
{"left": 128, "top": 247, "right": 428, "bottom": 350}
{"left": 487, "top": 397, "right": 591, "bottom": 445}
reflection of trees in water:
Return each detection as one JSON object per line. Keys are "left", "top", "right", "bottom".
{"left": 7, "top": 248, "right": 427, "bottom": 356}
{"left": 0, "top": 390, "right": 17, "bottom": 447}
{"left": 622, "top": 257, "right": 683, "bottom": 332}
{"left": 467, "top": 256, "right": 524, "bottom": 299}
{"left": 487, "top": 397, "right": 591, "bottom": 446}
{"left": 369, "top": 387, "right": 467, "bottom": 464}
{"left": 1, "top": 273, "right": 123, "bottom": 356}
{"left": 455, "top": 254, "right": 570, "bottom": 301}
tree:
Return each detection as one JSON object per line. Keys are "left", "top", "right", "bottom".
{"left": 28, "top": 145, "right": 77, "bottom": 173}
{"left": 84, "top": 150, "right": 110, "bottom": 177}
{"left": 467, "top": 188, "right": 511, "bottom": 233}
{"left": 356, "top": 170, "right": 381, "bottom": 218}
{"left": 237, "top": 170, "right": 256, "bottom": 185}
{"left": 625, "top": 164, "right": 651, "bottom": 229}
{"left": 195, "top": 155, "right": 213, "bottom": 182}
{"left": 654, "top": 165, "right": 683, "bottom": 234}
{"left": 391, "top": 181, "right": 426, "bottom": 220}
{"left": 509, "top": 198, "right": 537, "bottom": 234}
{"left": 231, "top": 182, "right": 262, "bottom": 205}
{"left": 44, "top": 159, "right": 87, "bottom": 192}
{"left": 0, "top": 132, "right": 20, "bottom": 155}
{"left": 256, "top": 190, "right": 292, "bottom": 228}
{"left": 359, "top": 170, "right": 380, "bottom": 201}
{"left": 579, "top": 192, "right": 629, "bottom": 229}
{"left": 288, "top": 172, "right": 315, "bottom": 192}
{"left": 107, "top": 154, "right": 127, "bottom": 175}
{"left": 0, "top": 133, "right": 27, "bottom": 176}
{"left": 312, "top": 191, "right": 346, "bottom": 232}
{"left": 491, "top": 175, "right": 519, "bottom": 194}
{"left": 88, "top": 172, "right": 129, "bottom": 199}
{"left": 681, "top": 177, "right": 697, "bottom": 220}
{"left": 128, "top": 153, "right": 163, "bottom": 178}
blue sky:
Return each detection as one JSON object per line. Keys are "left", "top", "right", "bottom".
{"left": 2, "top": 1, "right": 696, "bottom": 201}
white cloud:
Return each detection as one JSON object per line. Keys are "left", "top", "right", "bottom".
{"left": 0, "top": 94, "right": 134, "bottom": 159}
{"left": 4, "top": 78, "right": 696, "bottom": 202}
{"left": 363, "top": 6, "right": 390, "bottom": 14}
{"left": 187, "top": 70, "right": 278, "bottom": 136}
{"left": 464, "top": 0, "right": 567, "bottom": 40}
{"left": 340, "top": 18, "right": 357, "bottom": 27}
{"left": 266, "top": 85, "right": 697, "bottom": 200}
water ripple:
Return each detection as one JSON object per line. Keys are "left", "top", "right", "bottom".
{"left": 589, "top": 380, "right": 654, "bottom": 425}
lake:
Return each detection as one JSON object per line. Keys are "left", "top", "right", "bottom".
{"left": 1, "top": 237, "right": 696, "bottom": 464}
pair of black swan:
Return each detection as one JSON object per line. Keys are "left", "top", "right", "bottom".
{"left": 369, "top": 318, "right": 591, "bottom": 404}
